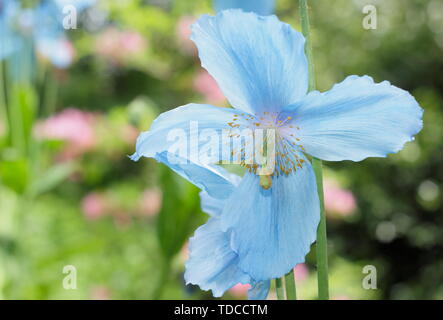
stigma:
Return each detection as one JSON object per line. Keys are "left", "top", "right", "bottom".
{"left": 259, "top": 175, "right": 272, "bottom": 190}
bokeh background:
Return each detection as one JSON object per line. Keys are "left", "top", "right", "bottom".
{"left": 0, "top": 0, "right": 442, "bottom": 299}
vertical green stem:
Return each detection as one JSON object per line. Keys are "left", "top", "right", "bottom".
{"left": 0, "top": 62, "right": 8, "bottom": 133}
{"left": 9, "top": 84, "right": 26, "bottom": 153}
{"left": 275, "top": 278, "right": 285, "bottom": 300}
{"left": 284, "top": 269, "right": 297, "bottom": 300}
{"left": 299, "top": 0, "right": 329, "bottom": 300}
{"left": 43, "top": 67, "right": 58, "bottom": 116}
{"left": 313, "top": 159, "right": 329, "bottom": 299}
{"left": 299, "top": 0, "right": 316, "bottom": 92}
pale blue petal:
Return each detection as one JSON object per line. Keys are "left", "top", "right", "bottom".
{"left": 199, "top": 170, "right": 241, "bottom": 216}
{"left": 130, "top": 103, "right": 246, "bottom": 199}
{"left": 214, "top": 0, "right": 275, "bottom": 16}
{"left": 130, "top": 103, "right": 245, "bottom": 164}
{"left": 220, "top": 160, "right": 319, "bottom": 280}
{"left": 248, "top": 280, "right": 270, "bottom": 300}
{"left": 33, "top": 0, "right": 94, "bottom": 58}
{"left": 200, "top": 191, "right": 227, "bottom": 217}
{"left": 155, "top": 153, "right": 237, "bottom": 200}
{"left": 36, "top": 37, "right": 72, "bottom": 68}
{"left": 281, "top": 75, "right": 424, "bottom": 161}
{"left": 185, "top": 218, "right": 250, "bottom": 298}
{"left": 191, "top": 10, "right": 308, "bottom": 114}
{"left": 33, "top": 1, "right": 65, "bottom": 41}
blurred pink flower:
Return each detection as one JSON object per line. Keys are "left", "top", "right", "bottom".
{"left": 179, "top": 242, "right": 189, "bottom": 264}
{"left": 34, "top": 108, "right": 97, "bottom": 159}
{"left": 324, "top": 178, "right": 357, "bottom": 217}
{"left": 332, "top": 295, "right": 351, "bottom": 300}
{"left": 81, "top": 192, "right": 107, "bottom": 221}
{"left": 113, "top": 213, "right": 132, "bottom": 228}
{"left": 293, "top": 263, "right": 309, "bottom": 283}
{"left": 122, "top": 124, "right": 139, "bottom": 145}
{"left": 193, "top": 70, "right": 225, "bottom": 104}
{"left": 90, "top": 286, "right": 111, "bottom": 300}
{"left": 95, "top": 27, "right": 146, "bottom": 65}
{"left": 229, "top": 283, "right": 251, "bottom": 298}
{"left": 176, "top": 16, "right": 197, "bottom": 56}
{"left": 138, "top": 188, "right": 162, "bottom": 217}
{"left": 227, "top": 264, "right": 308, "bottom": 299}
{"left": 121, "top": 32, "right": 145, "bottom": 54}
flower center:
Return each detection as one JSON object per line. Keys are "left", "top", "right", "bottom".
{"left": 226, "top": 112, "right": 305, "bottom": 181}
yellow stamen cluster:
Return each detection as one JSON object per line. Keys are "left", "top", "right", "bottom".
{"left": 225, "top": 112, "right": 305, "bottom": 181}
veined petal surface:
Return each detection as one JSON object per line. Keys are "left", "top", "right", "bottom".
{"left": 220, "top": 160, "right": 320, "bottom": 280}
{"left": 130, "top": 104, "right": 248, "bottom": 198}
{"left": 131, "top": 103, "right": 246, "bottom": 163}
{"left": 185, "top": 218, "right": 251, "bottom": 298}
{"left": 191, "top": 10, "right": 308, "bottom": 114}
{"left": 280, "top": 75, "right": 423, "bottom": 162}
{"left": 200, "top": 191, "right": 225, "bottom": 217}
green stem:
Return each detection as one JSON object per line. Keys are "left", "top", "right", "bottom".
{"left": 313, "top": 159, "right": 329, "bottom": 299}
{"left": 43, "top": 67, "right": 58, "bottom": 116}
{"left": 275, "top": 278, "right": 285, "bottom": 300}
{"left": 299, "top": 0, "right": 316, "bottom": 92}
{"left": 9, "top": 84, "right": 26, "bottom": 153}
{"left": 284, "top": 269, "right": 297, "bottom": 300}
{"left": 0, "top": 62, "right": 8, "bottom": 137}
{"left": 299, "top": 0, "right": 329, "bottom": 300}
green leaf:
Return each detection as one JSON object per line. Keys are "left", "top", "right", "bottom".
{"left": 156, "top": 165, "right": 205, "bottom": 260}
{"left": 0, "top": 158, "right": 29, "bottom": 194}
{"left": 28, "top": 162, "right": 76, "bottom": 196}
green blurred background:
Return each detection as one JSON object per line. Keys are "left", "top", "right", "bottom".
{"left": 0, "top": 0, "right": 442, "bottom": 299}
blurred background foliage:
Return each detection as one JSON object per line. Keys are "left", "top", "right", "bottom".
{"left": 0, "top": 0, "right": 442, "bottom": 299}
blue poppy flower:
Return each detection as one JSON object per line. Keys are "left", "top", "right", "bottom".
{"left": 0, "top": 0, "right": 94, "bottom": 68}
{"left": 131, "top": 10, "right": 423, "bottom": 298}
{"left": 213, "top": 0, "right": 274, "bottom": 15}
